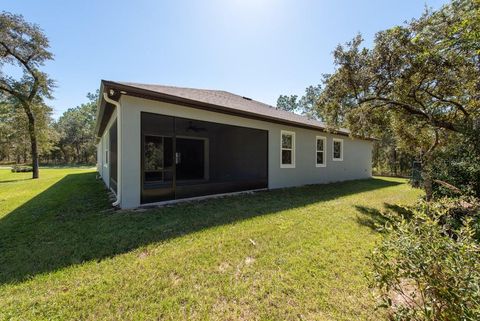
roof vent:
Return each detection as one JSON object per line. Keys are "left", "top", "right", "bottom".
{"left": 242, "top": 96, "right": 252, "bottom": 101}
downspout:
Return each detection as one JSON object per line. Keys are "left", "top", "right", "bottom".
{"left": 103, "top": 91, "right": 122, "bottom": 207}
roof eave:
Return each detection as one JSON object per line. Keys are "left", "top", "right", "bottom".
{"left": 98, "top": 80, "right": 376, "bottom": 141}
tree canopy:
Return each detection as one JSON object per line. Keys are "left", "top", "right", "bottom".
{"left": 54, "top": 92, "right": 98, "bottom": 164}
{"left": 277, "top": 84, "right": 324, "bottom": 119}
{"left": 321, "top": 0, "right": 479, "bottom": 137}
{"left": 317, "top": 0, "right": 479, "bottom": 198}
{"left": 0, "top": 11, "right": 54, "bottom": 178}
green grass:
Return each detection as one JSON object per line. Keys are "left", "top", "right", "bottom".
{"left": 0, "top": 168, "right": 421, "bottom": 320}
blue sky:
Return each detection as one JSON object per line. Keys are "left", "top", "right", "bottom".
{"left": 4, "top": 0, "right": 449, "bottom": 118}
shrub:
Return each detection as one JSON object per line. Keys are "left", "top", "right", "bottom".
{"left": 417, "top": 197, "right": 480, "bottom": 240}
{"left": 432, "top": 137, "right": 480, "bottom": 198}
{"left": 370, "top": 205, "right": 480, "bottom": 320}
{"left": 11, "top": 165, "right": 33, "bottom": 173}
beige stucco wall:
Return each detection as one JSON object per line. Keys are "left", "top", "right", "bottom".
{"left": 110, "top": 95, "right": 372, "bottom": 209}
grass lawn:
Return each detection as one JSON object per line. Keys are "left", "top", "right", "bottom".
{"left": 0, "top": 168, "right": 421, "bottom": 320}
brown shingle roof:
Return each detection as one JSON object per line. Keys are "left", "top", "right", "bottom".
{"left": 100, "top": 80, "right": 352, "bottom": 136}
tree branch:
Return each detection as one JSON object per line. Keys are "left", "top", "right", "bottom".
{"left": 424, "top": 89, "right": 469, "bottom": 118}
{"left": 358, "top": 96, "right": 459, "bottom": 132}
{"left": 0, "top": 83, "right": 26, "bottom": 103}
{"left": 0, "top": 41, "right": 40, "bottom": 102}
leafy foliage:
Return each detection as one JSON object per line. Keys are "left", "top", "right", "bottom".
{"left": 432, "top": 135, "right": 480, "bottom": 198}
{"left": 0, "top": 91, "right": 98, "bottom": 166}
{"left": 276, "top": 94, "right": 298, "bottom": 113}
{"left": 276, "top": 84, "right": 323, "bottom": 119}
{"left": 11, "top": 165, "right": 32, "bottom": 172}
{"left": 0, "top": 11, "right": 54, "bottom": 178}
{"left": 419, "top": 196, "right": 480, "bottom": 239}
{"left": 0, "top": 100, "right": 57, "bottom": 163}
{"left": 53, "top": 92, "right": 98, "bottom": 164}
{"left": 372, "top": 126, "right": 415, "bottom": 177}
{"left": 317, "top": 0, "right": 480, "bottom": 199}
{"left": 370, "top": 200, "right": 480, "bottom": 320}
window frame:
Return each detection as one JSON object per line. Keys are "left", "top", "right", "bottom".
{"left": 280, "top": 130, "right": 295, "bottom": 168}
{"left": 332, "top": 138, "right": 344, "bottom": 161}
{"left": 315, "top": 136, "right": 327, "bottom": 167}
{"left": 103, "top": 135, "right": 109, "bottom": 167}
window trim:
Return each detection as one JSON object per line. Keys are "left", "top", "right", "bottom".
{"left": 103, "top": 135, "right": 109, "bottom": 167}
{"left": 332, "top": 138, "right": 344, "bottom": 161}
{"left": 280, "top": 130, "right": 295, "bottom": 168}
{"left": 315, "top": 136, "right": 327, "bottom": 167}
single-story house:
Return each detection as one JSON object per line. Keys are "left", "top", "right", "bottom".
{"left": 95, "top": 80, "right": 373, "bottom": 208}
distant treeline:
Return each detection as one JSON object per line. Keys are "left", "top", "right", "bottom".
{"left": 0, "top": 91, "right": 98, "bottom": 166}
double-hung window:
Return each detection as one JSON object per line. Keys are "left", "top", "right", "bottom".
{"left": 280, "top": 130, "right": 295, "bottom": 168}
{"left": 333, "top": 138, "right": 343, "bottom": 161}
{"left": 103, "top": 136, "right": 109, "bottom": 166}
{"left": 316, "top": 136, "right": 326, "bottom": 167}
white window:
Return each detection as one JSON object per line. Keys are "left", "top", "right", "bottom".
{"left": 103, "top": 136, "right": 109, "bottom": 166}
{"left": 315, "top": 136, "right": 327, "bottom": 167}
{"left": 280, "top": 130, "right": 295, "bottom": 168}
{"left": 333, "top": 138, "right": 343, "bottom": 161}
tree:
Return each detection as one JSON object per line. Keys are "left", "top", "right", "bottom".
{"left": 0, "top": 101, "right": 26, "bottom": 163}
{"left": 276, "top": 94, "right": 298, "bottom": 113}
{"left": 276, "top": 84, "right": 324, "bottom": 119}
{"left": 0, "top": 12, "right": 54, "bottom": 178}
{"left": 54, "top": 92, "right": 98, "bottom": 164}
{"left": 318, "top": 0, "right": 480, "bottom": 200}
{"left": 298, "top": 84, "right": 324, "bottom": 119}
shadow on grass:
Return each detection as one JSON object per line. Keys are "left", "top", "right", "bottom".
{"left": 355, "top": 203, "right": 414, "bottom": 231}
{"left": 0, "top": 174, "right": 402, "bottom": 285}
{"left": 39, "top": 164, "right": 96, "bottom": 169}
{"left": 0, "top": 178, "right": 32, "bottom": 184}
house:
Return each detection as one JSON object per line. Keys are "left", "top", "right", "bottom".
{"left": 95, "top": 80, "right": 373, "bottom": 208}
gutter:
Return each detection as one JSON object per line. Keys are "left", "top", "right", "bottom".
{"left": 103, "top": 91, "right": 122, "bottom": 207}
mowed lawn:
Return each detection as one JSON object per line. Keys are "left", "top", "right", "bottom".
{"left": 0, "top": 168, "right": 421, "bottom": 320}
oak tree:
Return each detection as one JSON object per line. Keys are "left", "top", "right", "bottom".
{"left": 0, "top": 12, "right": 54, "bottom": 178}
{"left": 318, "top": 0, "right": 479, "bottom": 200}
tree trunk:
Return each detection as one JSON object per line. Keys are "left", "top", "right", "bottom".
{"left": 60, "top": 146, "right": 69, "bottom": 163}
{"left": 423, "top": 168, "right": 433, "bottom": 202}
{"left": 75, "top": 144, "right": 81, "bottom": 164}
{"left": 422, "top": 130, "right": 439, "bottom": 202}
{"left": 392, "top": 148, "right": 398, "bottom": 176}
{"left": 23, "top": 104, "right": 39, "bottom": 179}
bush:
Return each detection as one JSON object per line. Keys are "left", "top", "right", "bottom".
{"left": 417, "top": 197, "right": 480, "bottom": 240}
{"left": 370, "top": 203, "right": 480, "bottom": 320}
{"left": 432, "top": 136, "right": 480, "bottom": 198}
{"left": 11, "top": 165, "right": 33, "bottom": 173}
